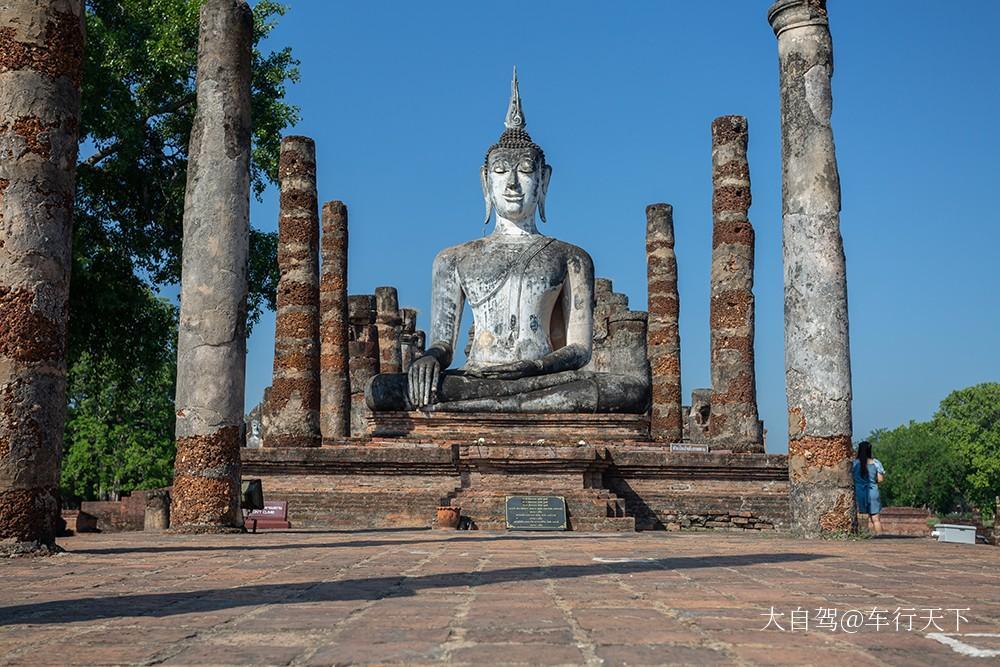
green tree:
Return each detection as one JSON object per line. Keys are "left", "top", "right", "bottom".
{"left": 62, "top": 0, "right": 299, "bottom": 500}
{"left": 932, "top": 383, "right": 1000, "bottom": 521}
{"left": 62, "top": 295, "right": 178, "bottom": 500}
{"left": 867, "top": 422, "right": 967, "bottom": 516}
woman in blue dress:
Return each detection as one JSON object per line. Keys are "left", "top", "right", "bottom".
{"left": 853, "top": 441, "right": 885, "bottom": 535}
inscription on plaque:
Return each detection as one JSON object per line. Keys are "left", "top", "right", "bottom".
{"left": 670, "top": 442, "right": 710, "bottom": 453}
{"left": 505, "top": 496, "right": 567, "bottom": 531}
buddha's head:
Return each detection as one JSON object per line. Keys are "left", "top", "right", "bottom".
{"left": 482, "top": 68, "right": 552, "bottom": 226}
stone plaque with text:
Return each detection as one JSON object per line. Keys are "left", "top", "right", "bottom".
{"left": 505, "top": 496, "right": 567, "bottom": 531}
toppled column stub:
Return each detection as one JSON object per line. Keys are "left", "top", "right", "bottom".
{"left": 769, "top": 0, "right": 854, "bottom": 537}
{"left": 646, "top": 204, "right": 683, "bottom": 442}
{"left": 709, "top": 116, "right": 763, "bottom": 453}
{"left": 265, "top": 136, "right": 321, "bottom": 448}
{"left": 172, "top": 0, "right": 253, "bottom": 531}
{"left": 399, "top": 307, "right": 419, "bottom": 372}
{"left": 348, "top": 295, "right": 379, "bottom": 437}
{"left": 586, "top": 279, "right": 650, "bottom": 385}
{"left": 0, "top": 0, "right": 84, "bottom": 555}
{"left": 319, "top": 200, "right": 350, "bottom": 441}
{"left": 375, "top": 286, "right": 403, "bottom": 374}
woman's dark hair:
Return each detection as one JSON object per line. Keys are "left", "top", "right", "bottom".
{"left": 856, "top": 441, "right": 872, "bottom": 480}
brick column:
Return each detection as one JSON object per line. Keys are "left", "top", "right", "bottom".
{"left": 172, "top": 0, "right": 253, "bottom": 531}
{"left": 319, "top": 200, "right": 350, "bottom": 441}
{"left": 770, "top": 0, "right": 854, "bottom": 536}
{"left": 348, "top": 295, "right": 379, "bottom": 437}
{"left": 265, "top": 136, "right": 321, "bottom": 448}
{"left": 709, "top": 116, "right": 763, "bottom": 453}
{"left": 375, "top": 286, "right": 403, "bottom": 374}
{"left": 646, "top": 204, "right": 683, "bottom": 442}
{"left": 0, "top": 0, "right": 84, "bottom": 555}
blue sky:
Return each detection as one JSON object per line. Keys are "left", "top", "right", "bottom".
{"left": 244, "top": 1, "right": 1000, "bottom": 453}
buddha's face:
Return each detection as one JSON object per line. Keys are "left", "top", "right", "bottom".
{"left": 485, "top": 148, "right": 549, "bottom": 223}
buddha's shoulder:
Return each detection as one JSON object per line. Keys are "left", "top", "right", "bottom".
{"left": 544, "top": 237, "right": 592, "bottom": 261}
{"left": 433, "top": 235, "right": 593, "bottom": 264}
{"left": 433, "top": 239, "right": 481, "bottom": 265}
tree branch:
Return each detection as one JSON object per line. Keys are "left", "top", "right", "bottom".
{"left": 79, "top": 93, "right": 196, "bottom": 168}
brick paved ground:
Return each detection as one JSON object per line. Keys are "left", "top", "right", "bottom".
{"left": 0, "top": 530, "right": 997, "bottom": 666}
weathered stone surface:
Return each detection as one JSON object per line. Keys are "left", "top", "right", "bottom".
{"left": 0, "top": 0, "right": 84, "bottom": 555}
{"left": 399, "top": 307, "right": 425, "bottom": 373}
{"left": 143, "top": 491, "right": 170, "bottom": 531}
{"left": 368, "top": 411, "right": 649, "bottom": 443}
{"left": 172, "top": 0, "right": 253, "bottom": 530}
{"left": 374, "top": 286, "right": 403, "bottom": 374}
{"left": 646, "top": 204, "right": 683, "bottom": 441}
{"left": 266, "top": 136, "right": 321, "bottom": 448}
{"left": 585, "top": 278, "right": 650, "bottom": 393}
{"left": 685, "top": 388, "right": 712, "bottom": 443}
{"left": 709, "top": 116, "right": 763, "bottom": 453}
{"left": 319, "top": 200, "right": 350, "bottom": 441}
{"left": 346, "top": 300, "right": 379, "bottom": 438}
{"left": 769, "top": 0, "right": 854, "bottom": 537}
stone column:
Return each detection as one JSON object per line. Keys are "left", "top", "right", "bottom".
{"left": 708, "top": 116, "right": 763, "bottom": 453}
{"left": 348, "top": 295, "right": 379, "bottom": 437}
{"left": 646, "top": 204, "right": 683, "bottom": 442}
{"left": 319, "top": 200, "right": 350, "bottom": 441}
{"left": 265, "top": 136, "right": 321, "bottom": 448}
{"left": 171, "top": 0, "right": 253, "bottom": 531}
{"left": 374, "top": 286, "right": 403, "bottom": 374}
{"left": 769, "top": 0, "right": 854, "bottom": 536}
{"left": 0, "top": 0, "right": 84, "bottom": 555}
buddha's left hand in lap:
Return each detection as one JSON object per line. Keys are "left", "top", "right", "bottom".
{"left": 466, "top": 359, "right": 543, "bottom": 380}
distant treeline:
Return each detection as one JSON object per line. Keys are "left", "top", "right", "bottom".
{"left": 866, "top": 383, "right": 999, "bottom": 522}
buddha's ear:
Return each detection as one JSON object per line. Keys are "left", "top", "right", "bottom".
{"left": 480, "top": 165, "right": 493, "bottom": 226}
{"left": 538, "top": 163, "right": 552, "bottom": 223}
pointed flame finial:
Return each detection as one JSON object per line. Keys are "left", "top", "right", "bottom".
{"left": 504, "top": 65, "right": 526, "bottom": 130}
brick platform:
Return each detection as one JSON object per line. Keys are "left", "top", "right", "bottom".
{"left": 0, "top": 530, "right": 997, "bottom": 666}
{"left": 243, "top": 438, "right": 789, "bottom": 532}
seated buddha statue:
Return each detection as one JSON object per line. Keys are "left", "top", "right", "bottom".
{"left": 366, "top": 70, "right": 649, "bottom": 414}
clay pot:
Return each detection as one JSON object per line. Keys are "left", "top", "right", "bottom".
{"left": 436, "top": 506, "right": 461, "bottom": 529}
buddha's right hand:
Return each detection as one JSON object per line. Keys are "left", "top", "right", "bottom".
{"left": 408, "top": 354, "right": 441, "bottom": 408}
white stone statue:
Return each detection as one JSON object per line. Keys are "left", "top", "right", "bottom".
{"left": 366, "top": 69, "right": 648, "bottom": 413}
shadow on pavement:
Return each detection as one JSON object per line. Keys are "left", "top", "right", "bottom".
{"left": 64, "top": 532, "right": 628, "bottom": 555}
{"left": 0, "top": 552, "right": 830, "bottom": 625}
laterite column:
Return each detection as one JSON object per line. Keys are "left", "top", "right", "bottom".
{"left": 709, "top": 116, "right": 763, "bottom": 453}
{"left": 319, "top": 200, "right": 351, "bottom": 441}
{"left": 646, "top": 204, "right": 683, "bottom": 442}
{"left": 266, "top": 136, "right": 321, "bottom": 447}
{"left": 0, "top": 0, "right": 84, "bottom": 554}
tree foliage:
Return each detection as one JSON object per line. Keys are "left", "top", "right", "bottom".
{"left": 866, "top": 382, "right": 1000, "bottom": 521}
{"left": 62, "top": 296, "right": 178, "bottom": 500}
{"left": 867, "top": 423, "right": 966, "bottom": 516}
{"left": 933, "top": 383, "right": 1000, "bottom": 517}
{"left": 62, "top": 0, "right": 299, "bottom": 500}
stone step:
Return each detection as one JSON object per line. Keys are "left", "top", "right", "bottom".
{"left": 468, "top": 515, "right": 636, "bottom": 532}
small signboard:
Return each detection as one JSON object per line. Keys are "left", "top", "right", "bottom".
{"left": 670, "top": 443, "right": 710, "bottom": 453}
{"left": 249, "top": 501, "right": 287, "bottom": 519}
{"left": 244, "top": 500, "right": 290, "bottom": 531}
{"left": 505, "top": 496, "right": 567, "bottom": 531}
